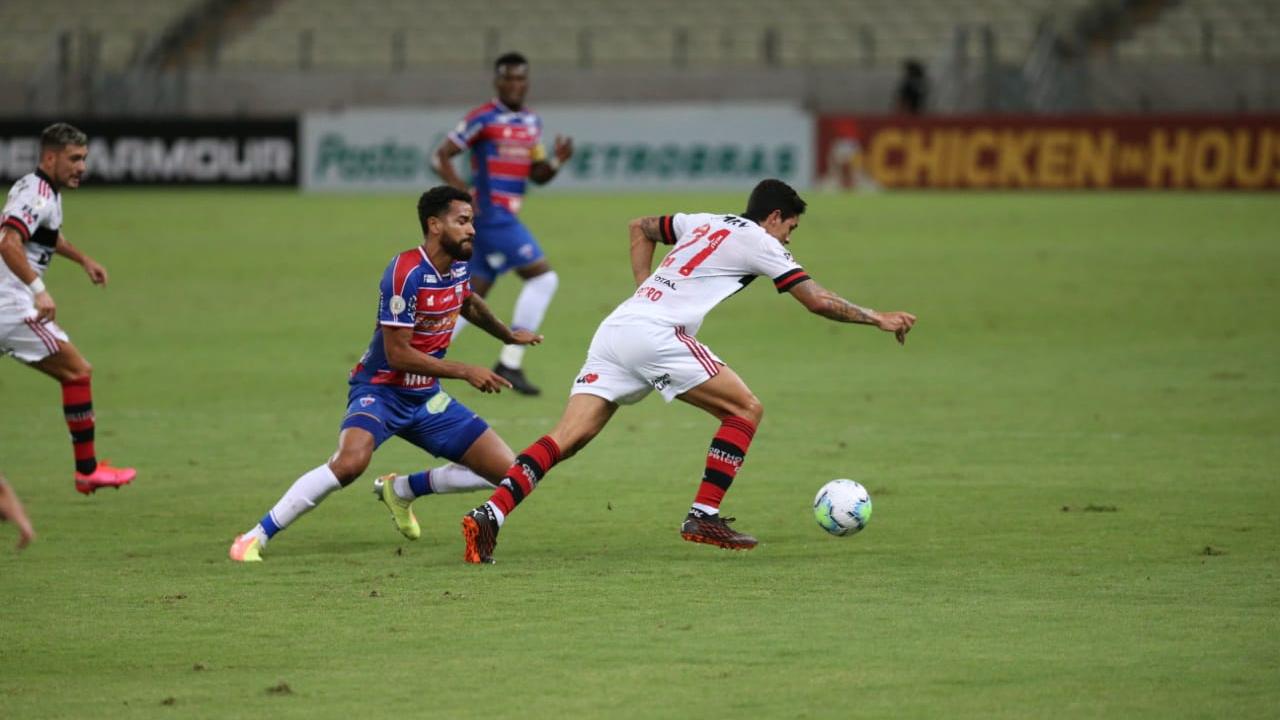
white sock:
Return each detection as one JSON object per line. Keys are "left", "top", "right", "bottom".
{"left": 392, "top": 474, "right": 415, "bottom": 501}
{"left": 259, "top": 464, "right": 342, "bottom": 540}
{"left": 428, "top": 463, "right": 496, "bottom": 493}
{"left": 691, "top": 503, "right": 719, "bottom": 516}
{"left": 501, "top": 271, "right": 558, "bottom": 369}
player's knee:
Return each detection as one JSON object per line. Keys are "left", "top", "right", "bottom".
{"left": 736, "top": 396, "right": 764, "bottom": 425}
{"left": 328, "top": 451, "right": 370, "bottom": 486}
{"left": 62, "top": 360, "right": 92, "bottom": 384}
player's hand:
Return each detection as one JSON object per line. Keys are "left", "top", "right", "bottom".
{"left": 33, "top": 291, "right": 56, "bottom": 323}
{"left": 554, "top": 135, "right": 574, "bottom": 163}
{"left": 464, "top": 366, "right": 512, "bottom": 393}
{"left": 874, "top": 311, "right": 917, "bottom": 345}
{"left": 508, "top": 329, "right": 543, "bottom": 346}
{"left": 82, "top": 258, "right": 108, "bottom": 286}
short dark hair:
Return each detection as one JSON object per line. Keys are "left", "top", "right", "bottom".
{"left": 742, "top": 178, "right": 806, "bottom": 222}
{"left": 40, "top": 122, "right": 87, "bottom": 151}
{"left": 494, "top": 52, "right": 528, "bottom": 73}
{"left": 417, "top": 185, "right": 472, "bottom": 234}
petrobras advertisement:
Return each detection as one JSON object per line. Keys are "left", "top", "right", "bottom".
{"left": 0, "top": 119, "right": 297, "bottom": 186}
{"left": 302, "top": 103, "right": 812, "bottom": 192}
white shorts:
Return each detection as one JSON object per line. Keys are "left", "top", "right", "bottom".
{"left": 0, "top": 312, "right": 68, "bottom": 363}
{"left": 569, "top": 321, "right": 723, "bottom": 405}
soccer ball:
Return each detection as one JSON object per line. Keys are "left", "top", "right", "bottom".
{"left": 813, "top": 479, "right": 872, "bottom": 536}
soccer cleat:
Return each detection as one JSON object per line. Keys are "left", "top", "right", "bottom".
{"left": 74, "top": 461, "right": 137, "bottom": 495}
{"left": 461, "top": 504, "right": 500, "bottom": 564}
{"left": 680, "top": 511, "right": 758, "bottom": 550}
{"left": 493, "top": 362, "right": 541, "bottom": 396}
{"left": 228, "top": 533, "right": 263, "bottom": 563}
{"left": 372, "top": 473, "right": 420, "bottom": 540}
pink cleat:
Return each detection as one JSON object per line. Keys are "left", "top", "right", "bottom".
{"left": 75, "top": 461, "right": 137, "bottom": 495}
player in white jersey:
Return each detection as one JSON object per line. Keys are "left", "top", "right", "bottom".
{"left": 459, "top": 179, "right": 917, "bottom": 563}
{"left": 0, "top": 123, "right": 137, "bottom": 495}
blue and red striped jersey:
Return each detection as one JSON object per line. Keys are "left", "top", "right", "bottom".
{"left": 349, "top": 246, "right": 471, "bottom": 393}
{"left": 447, "top": 100, "right": 545, "bottom": 217}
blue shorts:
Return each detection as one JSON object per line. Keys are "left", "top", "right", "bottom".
{"left": 341, "top": 384, "right": 489, "bottom": 462}
{"left": 469, "top": 213, "right": 544, "bottom": 283}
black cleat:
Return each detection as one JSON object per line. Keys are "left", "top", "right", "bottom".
{"left": 461, "top": 504, "right": 500, "bottom": 564}
{"left": 680, "top": 510, "right": 758, "bottom": 550}
{"left": 494, "top": 362, "right": 541, "bottom": 396}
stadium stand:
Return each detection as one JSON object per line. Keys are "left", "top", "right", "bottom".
{"left": 0, "top": 0, "right": 204, "bottom": 78}
{"left": 1112, "top": 0, "right": 1280, "bottom": 63}
{"left": 213, "top": 0, "right": 1099, "bottom": 71}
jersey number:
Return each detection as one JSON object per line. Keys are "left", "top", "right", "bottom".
{"left": 659, "top": 225, "right": 731, "bottom": 276}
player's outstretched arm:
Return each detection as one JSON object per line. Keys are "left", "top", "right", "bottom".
{"left": 788, "top": 277, "right": 917, "bottom": 344}
{"left": 628, "top": 216, "right": 665, "bottom": 286}
{"left": 461, "top": 293, "right": 543, "bottom": 346}
{"left": 55, "top": 232, "right": 108, "bottom": 286}
{"left": 0, "top": 226, "right": 56, "bottom": 322}
{"left": 382, "top": 326, "right": 513, "bottom": 393}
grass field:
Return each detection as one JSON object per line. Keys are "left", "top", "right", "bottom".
{"left": 1, "top": 189, "right": 1277, "bottom": 719}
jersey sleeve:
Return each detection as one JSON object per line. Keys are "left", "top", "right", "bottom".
{"left": 377, "top": 256, "right": 423, "bottom": 327}
{"left": 447, "top": 111, "right": 487, "bottom": 150}
{"left": 1, "top": 181, "right": 48, "bottom": 242}
{"left": 749, "top": 230, "right": 811, "bottom": 293}
{"left": 655, "top": 212, "right": 699, "bottom": 245}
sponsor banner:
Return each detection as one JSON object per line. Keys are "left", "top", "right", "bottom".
{"left": 303, "top": 103, "right": 811, "bottom": 192}
{"left": 818, "top": 115, "right": 1280, "bottom": 190}
{"left": 0, "top": 119, "right": 298, "bottom": 186}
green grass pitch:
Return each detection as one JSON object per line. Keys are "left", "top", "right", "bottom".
{"left": 1, "top": 189, "right": 1277, "bottom": 718}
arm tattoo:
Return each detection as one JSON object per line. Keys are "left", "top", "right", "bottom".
{"left": 636, "top": 216, "right": 665, "bottom": 244}
{"left": 461, "top": 294, "right": 511, "bottom": 341}
{"left": 816, "top": 289, "right": 877, "bottom": 324}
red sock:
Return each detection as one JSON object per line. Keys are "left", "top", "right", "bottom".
{"left": 693, "top": 416, "right": 757, "bottom": 513}
{"left": 62, "top": 377, "right": 97, "bottom": 475}
{"left": 488, "top": 436, "right": 562, "bottom": 518}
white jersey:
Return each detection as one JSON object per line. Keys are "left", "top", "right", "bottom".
{"left": 602, "top": 212, "right": 810, "bottom": 336}
{"left": 0, "top": 171, "right": 64, "bottom": 313}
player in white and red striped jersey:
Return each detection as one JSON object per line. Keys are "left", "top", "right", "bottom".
{"left": 461, "top": 179, "right": 917, "bottom": 563}
{"left": 0, "top": 123, "right": 136, "bottom": 495}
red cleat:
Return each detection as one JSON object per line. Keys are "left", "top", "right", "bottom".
{"left": 75, "top": 461, "right": 137, "bottom": 495}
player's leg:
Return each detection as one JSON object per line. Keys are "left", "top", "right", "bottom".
{"left": 674, "top": 366, "right": 764, "bottom": 550}
{"left": 230, "top": 427, "right": 375, "bottom": 562}
{"left": 0, "top": 473, "right": 36, "bottom": 550}
{"left": 26, "top": 333, "right": 137, "bottom": 494}
{"left": 373, "top": 396, "right": 500, "bottom": 540}
{"left": 492, "top": 255, "right": 558, "bottom": 395}
{"left": 462, "top": 393, "right": 619, "bottom": 563}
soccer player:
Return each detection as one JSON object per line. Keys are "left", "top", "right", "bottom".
{"left": 0, "top": 473, "right": 36, "bottom": 550}
{"left": 432, "top": 51, "right": 572, "bottom": 396}
{"left": 0, "top": 123, "right": 137, "bottom": 495}
{"left": 229, "top": 186, "right": 542, "bottom": 563}
{"left": 460, "top": 179, "right": 917, "bottom": 564}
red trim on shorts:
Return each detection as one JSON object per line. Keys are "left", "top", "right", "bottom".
{"left": 675, "top": 326, "right": 718, "bottom": 377}
{"left": 24, "top": 318, "right": 60, "bottom": 355}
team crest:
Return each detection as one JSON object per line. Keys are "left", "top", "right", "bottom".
{"left": 359, "top": 395, "right": 377, "bottom": 407}
{"left": 389, "top": 295, "right": 407, "bottom": 315}
{"left": 576, "top": 373, "right": 599, "bottom": 384}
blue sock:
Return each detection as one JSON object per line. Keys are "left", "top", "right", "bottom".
{"left": 260, "top": 512, "right": 282, "bottom": 538}
{"left": 408, "top": 470, "right": 433, "bottom": 497}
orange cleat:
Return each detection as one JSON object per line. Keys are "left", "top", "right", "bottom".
{"left": 75, "top": 461, "right": 137, "bottom": 495}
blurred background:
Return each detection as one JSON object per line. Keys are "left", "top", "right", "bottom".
{"left": 1, "top": 0, "right": 1278, "bottom": 189}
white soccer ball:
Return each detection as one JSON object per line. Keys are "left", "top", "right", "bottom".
{"left": 813, "top": 479, "right": 873, "bottom": 536}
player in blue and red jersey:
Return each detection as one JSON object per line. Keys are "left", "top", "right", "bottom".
{"left": 433, "top": 52, "right": 573, "bottom": 396}
{"left": 229, "top": 186, "right": 542, "bottom": 562}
